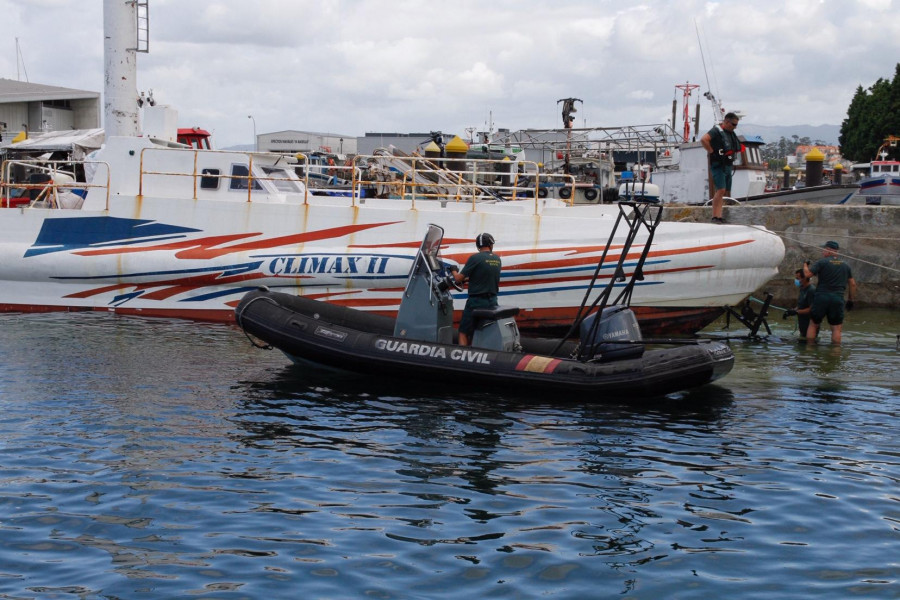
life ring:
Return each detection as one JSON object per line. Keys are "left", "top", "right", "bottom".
{"left": 538, "top": 187, "right": 548, "bottom": 198}
{"left": 583, "top": 188, "right": 598, "bottom": 201}
{"left": 558, "top": 187, "right": 572, "bottom": 200}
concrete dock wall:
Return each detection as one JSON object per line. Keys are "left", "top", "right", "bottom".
{"left": 662, "top": 205, "right": 900, "bottom": 309}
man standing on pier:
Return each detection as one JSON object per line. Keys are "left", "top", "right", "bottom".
{"left": 804, "top": 241, "right": 857, "bottom": 344}
{"left": 701, "top": 112, "right": 742, "bottom": 224}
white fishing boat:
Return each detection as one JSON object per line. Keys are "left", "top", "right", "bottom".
{"left": 651, "top": 135, "right": 766, "bottom": 203}
{"left": 0, "top": 0, "right": 785, "bottom": 336}
{"left": 652, "top": 83, "right": 856, "bottom": 206}
{"left": 853, "top": 136, "right": 900, "bottom": 206}
{"left": 651, "top": 136, "right": 857, "bottom": 205}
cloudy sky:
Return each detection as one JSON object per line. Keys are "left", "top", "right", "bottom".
{"left": 2, "top": 0, "right": 898, "bottom": 148}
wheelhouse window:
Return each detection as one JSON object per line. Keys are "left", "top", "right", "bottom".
{"left": 262, "top": 167, "right": 304, "bottom": 193}
{"left": 229, "top": 164, "right": 263, "bottom": 191}
{"left": 200, "top": 168, "right": 220, "bottom": 190}
{"left": 747, "top": 145, "right": 762, "bottom": 166}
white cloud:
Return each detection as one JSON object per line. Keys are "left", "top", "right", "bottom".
{"left": 628, "top": 90, "right": 655, "bottom": 101}
{"left": 1, "top": 0, "right": 896, "bottom": 146}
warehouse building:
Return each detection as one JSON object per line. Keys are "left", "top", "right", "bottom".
{"left": 0, "top": 78, "right": 100, "bottom": 142}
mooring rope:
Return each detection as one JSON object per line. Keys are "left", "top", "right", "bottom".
{"left": 743, "top": 223, "right": 900, "bottom": 275}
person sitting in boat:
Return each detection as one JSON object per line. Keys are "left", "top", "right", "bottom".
{"left": 452, "top": 233, "right": 501, "bottom": 346}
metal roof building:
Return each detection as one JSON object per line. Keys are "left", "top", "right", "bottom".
{"left": 257, "top": 130, "right": 357, "bottom": 156}
{"left": 0, "top": 79, "right": 100, "bottom": 142}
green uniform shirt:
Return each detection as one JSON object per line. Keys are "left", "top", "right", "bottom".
{"left": 810, "top": 257, "right": 852, "bottom": 293}
{"left": 797, "top": 283, "right": 815, "bottom": 310}
{"left": 461, "top": 250, "right": 501, "bottom": 297}
{"left": 797, "top": 283, "right": 815, "bottom": 334}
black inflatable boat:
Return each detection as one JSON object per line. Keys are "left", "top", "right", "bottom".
{"left": 235, "top": 215, "right": 734, "bottom": 399}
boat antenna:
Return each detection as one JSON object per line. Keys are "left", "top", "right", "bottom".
{"left": 694, "top": 20, "right": 724, "bottom": 123}
{"left": 15, "top": 38, "right": 29, "bottom": 82}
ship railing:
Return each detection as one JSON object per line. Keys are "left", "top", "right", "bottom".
{"left": 0, "top": 159, "right": 110, "bottom": 209}
{"left": 137, "top": 147, "right": 302, "bottom": 203}
{"left": 133, "top": 147, "right": 581, "bottom": 214}
{"left": 343, "top": 154, "right": 578, "bottom": 213}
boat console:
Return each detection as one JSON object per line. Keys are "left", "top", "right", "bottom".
{"left": 394, "top": 224, "right": 522, "bottom": 352}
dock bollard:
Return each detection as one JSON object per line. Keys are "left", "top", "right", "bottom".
{"left": 805, "top": 147, "right": 825, "bottom": 187}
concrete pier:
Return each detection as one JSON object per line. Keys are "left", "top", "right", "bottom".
{"left": 662, "top": 205, "right": 900, "bottom": 309}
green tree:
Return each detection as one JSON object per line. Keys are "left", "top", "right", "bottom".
{"left": 839, "top": 63, "right": 900, "bottom": 161}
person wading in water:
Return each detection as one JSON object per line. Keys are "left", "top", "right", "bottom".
{"left": 803, "top": 240, "right": 858, "bottom": 344}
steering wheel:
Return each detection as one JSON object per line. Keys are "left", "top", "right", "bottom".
{"left": 440, "top": 267, "right": 464, "bottom": 291}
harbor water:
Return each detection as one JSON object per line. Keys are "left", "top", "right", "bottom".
{"left": 0, "top": 310, "right": 898, "bottom": 599}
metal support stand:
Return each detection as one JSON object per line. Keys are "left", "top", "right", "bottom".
{"left": 723, "top": 292, "right": 773, "bottom": 339}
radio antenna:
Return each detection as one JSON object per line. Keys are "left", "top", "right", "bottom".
{"left": 694, "top": 20, "right": 724, "bottom": 123}
{"left": 694, "top": 22, "right": 711, "bottom": 92}
{"left": 15, "top": 38, "right": 29, "bottom": 82}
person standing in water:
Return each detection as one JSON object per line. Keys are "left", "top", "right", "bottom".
{"left": 803, "top": 240, "right": 858, "bottom": 344}
{"left": 783, "top": 267, "right": 816, "bottom": 340}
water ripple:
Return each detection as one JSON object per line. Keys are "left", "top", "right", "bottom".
{"left": 0, "top": 311, "right": 897, "bottom": 598}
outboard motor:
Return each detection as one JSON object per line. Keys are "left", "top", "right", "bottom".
{"left": 579, "top": 305, "right": 644, "bottom": 361}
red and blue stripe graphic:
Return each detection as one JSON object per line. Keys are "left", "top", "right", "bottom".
{"left": 21, "top": 216, "right": 758, "bottom": 311}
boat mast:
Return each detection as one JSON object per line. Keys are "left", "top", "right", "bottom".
{"left": 674, "top": 82, "right": 699, "bottom": 142}
{"left": 103, "top": 0, "right": 149, "bottom": 139}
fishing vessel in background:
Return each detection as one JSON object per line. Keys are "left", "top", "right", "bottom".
{"left": 854, "top": 135, "right": 900, "bottom": 205}
{"left": 651, "top": 83, "right": 857, "bottom": 205}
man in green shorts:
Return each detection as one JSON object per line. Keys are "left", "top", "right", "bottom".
{"left": 700, "top": 112, "right": 741, "bottom": 224}
{"left": 452, "top": 233, "right": 501, "bottom": 346}
{"left": 803, "top": 240, "right": 858, "bottom": 344}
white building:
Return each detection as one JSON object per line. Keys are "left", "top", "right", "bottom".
{"left": 257, "top": 130, "right": 357, "bottom": 156}
{"left": 0, "top": 79, "right": 100, "bottom": 141}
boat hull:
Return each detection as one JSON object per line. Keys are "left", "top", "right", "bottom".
{"left": 234, "top": 289, "right": 735, "bottom": 399}
{"left": 0, "top": 197, "right": 783, "bottom": 335}
{"left": 853, "top": 175, "right": 900, "bottom": 205}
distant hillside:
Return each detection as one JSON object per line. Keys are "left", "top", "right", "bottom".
{"left": 738, "top": 123, "right": 841, "bottom": 146}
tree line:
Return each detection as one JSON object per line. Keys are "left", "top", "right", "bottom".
{"left": 760, "top": 135, "right": 828, "bottom": 172}
{"left": 838, "top": 62, "right": 900, "bottom": 162}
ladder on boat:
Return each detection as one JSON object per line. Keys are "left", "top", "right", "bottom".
{"left": 136, "top": 1, "right": 149, "bottom": 53}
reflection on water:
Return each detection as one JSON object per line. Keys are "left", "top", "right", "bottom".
{"left": 0, "top": 310, "right": 897, "bottom": 598}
